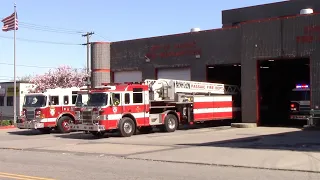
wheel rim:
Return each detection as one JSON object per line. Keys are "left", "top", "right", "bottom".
{"left": 168, "top": 118, "right": 176, "bottom": 129}
{"left": 62, "top": 120, "right": 70, "bottom": 131}
{"left": 123, "top": 122, "right": 132, "bottom": 134}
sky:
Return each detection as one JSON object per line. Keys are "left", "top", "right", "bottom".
{"left": 0, "top": 0, "right": 281, "bottom": 82}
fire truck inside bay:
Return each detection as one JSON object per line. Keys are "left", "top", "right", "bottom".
{"left": 289, "top": 84, "right": 310, "bottom": 121}
{"left": 17, "top": 87, "right": 80, "bottom": 134}
{"left": 70, "top": 79, "right": 239, "bottom": 138}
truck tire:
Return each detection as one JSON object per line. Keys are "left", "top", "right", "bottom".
{"left": 162, "top": 114, "right": 178, "bottom": 132}
{"left": 118, "top": 117, "right": 136, "bottom": 137}
{"left": 57, "top": 116, "right": 72, "bottom": 134}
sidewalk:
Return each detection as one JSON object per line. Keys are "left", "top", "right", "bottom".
{"left": 125, "top": 127, "right": 320, "bottom": 172}
{"left": 127, "top": 144, "right": 320, "bottom": 172}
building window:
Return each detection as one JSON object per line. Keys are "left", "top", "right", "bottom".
{"left": 0, "top": 96, "right": 4, "bottom": 106}
{"left": 7, "top": 96, "right": 13, "bottom": 106}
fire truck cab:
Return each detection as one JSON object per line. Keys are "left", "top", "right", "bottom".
{"left": 17, "top": 87, "right": 80, "bottom": 134}
{"left": 71, "top": 79, "right": 239, "bottom": 138}
{"left": 289, "top": 84, "right": 310, "bottom": 120}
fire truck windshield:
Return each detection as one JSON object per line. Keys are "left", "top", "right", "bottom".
{"left": 75, "top": 94, "right": 89, "bottom": 107}
{"left": 23, "top": 95, "right": 47, "bottom": 107}
{"left": 87, "top": 93, "right": 108, "bottom": 106}
{"left": 291, "top": 90, "right": 310, "bottom": 101}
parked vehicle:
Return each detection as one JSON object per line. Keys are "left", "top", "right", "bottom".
{"left": 17, "top": 87, "right": 80, "bottom": 134}
{"left": 70, "top": 79, "right": 239, "bottom": 138}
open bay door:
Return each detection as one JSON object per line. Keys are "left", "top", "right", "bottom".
{"left": 114, "top": 71, "right": 143, "bottom": 83}
{"left": 157, "top": 67, "right": 191, "bottom": 80}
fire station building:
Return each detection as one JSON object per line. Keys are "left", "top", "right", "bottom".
{"left": 90, "top": 0, "right": 320, "bottom": 126}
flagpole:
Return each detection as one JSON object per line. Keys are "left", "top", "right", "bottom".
{"left": 13, "top": 2, "right": 17, "bottom": 124}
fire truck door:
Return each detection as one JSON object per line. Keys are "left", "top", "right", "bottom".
{"left": 62, "top": 95, "right": 72, "bottom": 112}
{"left": 111, "top": 93, "right": 123, "bottom": 114}
{"left": 144, "top": 90, "right": 148, "bottom": 123}
{"left": 48, "top": 95, "right": 62, "bottom": 119}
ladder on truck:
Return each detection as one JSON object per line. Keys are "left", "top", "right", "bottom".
{"left": 144, "top": 79, "right": 240, "bottom": 101}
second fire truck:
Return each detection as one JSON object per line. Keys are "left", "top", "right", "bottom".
{"left": 70, "top": 78, "right": 239, "bottom": 138}
{"left": 17, "top": 87, "right": 81, "bottom": 134}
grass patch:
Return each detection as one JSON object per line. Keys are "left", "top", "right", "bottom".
{"left": 0, "top": 120, "right": 13, "bottom": 126}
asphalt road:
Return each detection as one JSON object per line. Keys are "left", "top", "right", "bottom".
{"left": 0, "top": 149, "right": 320, "bottom": 180}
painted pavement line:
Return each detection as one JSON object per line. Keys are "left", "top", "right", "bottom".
{"left": 0, "top": 172, "right": 55, "bottom": 180}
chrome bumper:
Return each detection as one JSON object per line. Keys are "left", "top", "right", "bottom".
{"left": 70, "top": 124, "right": 105, "bottom": 132}
{"left": 16, "top": 121, "right": 44, "bottom": 129}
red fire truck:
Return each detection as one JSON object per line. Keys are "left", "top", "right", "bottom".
{"left": 70, "top": 79, "right": 239, "bottom": 137}
{"left": 17, "top": 87, "right": 81, "bottom": 134}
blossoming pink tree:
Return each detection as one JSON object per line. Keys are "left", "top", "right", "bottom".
{"left": 30, "top": 65, "right": 89, "bottom": 92}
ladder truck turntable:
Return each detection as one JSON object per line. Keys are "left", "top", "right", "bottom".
{"left": 70, "top": 78, "right": 240, "bottom": 138}
{"left": 17, "top": 87, "right": 81, "bottom": 134}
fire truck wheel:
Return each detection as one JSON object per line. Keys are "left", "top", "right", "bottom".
{"left": 163, "top": 114, "right": 178, "bottom": 132}
{"left": 57, "top": 116, "right": 72, "bottom": 134}
{"left": 119, "top": 117, "right": 136, "bottom": 137}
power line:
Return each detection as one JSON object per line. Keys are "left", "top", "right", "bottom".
{"left": 19, "top": 24, "right": 85, "bottom": 35}
{"left": 0, "top": 62, "right": 55, "bottom": 68}
{"left": 19, "top": 22, "right": 86, "bottom": 34}
{"left": 0, "top": 35, "right": 81, "bottom": 45}
{"left": 0, "top": 62, "right": 86, "bottom": 70}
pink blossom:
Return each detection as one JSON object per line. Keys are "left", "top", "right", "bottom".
{"left": 29, "top": 65, "right": 89, "bottom": 92}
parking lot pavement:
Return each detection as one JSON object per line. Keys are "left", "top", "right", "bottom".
{"left": 2, "top": 126, "right": 320, "bottom": 173}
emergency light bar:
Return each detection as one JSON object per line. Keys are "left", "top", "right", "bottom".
{"left": 296, "top": 84, "right": 309, "bottom": 89}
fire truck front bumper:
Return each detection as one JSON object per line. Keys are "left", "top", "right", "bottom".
{"left": 70, "top": 124, "right": 105, "bottom": 132}
{"left": 16, "top": 120, "right": 45, "bottom": 129}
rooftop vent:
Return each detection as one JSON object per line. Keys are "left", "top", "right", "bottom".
{"left": 190, "top": 28, "right": 201, "bottom": 32}
{"left": 300, "top": 8, "right": 314, "bottom": 15}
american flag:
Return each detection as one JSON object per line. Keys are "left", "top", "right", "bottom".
{"left": 1, "top": 12, "right": 18, "bottom": 32}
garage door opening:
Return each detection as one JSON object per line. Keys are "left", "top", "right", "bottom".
{"left": 258, "top": 58, "right": 310, "bottom": 127}
{"left": 206, "top": 64, "right": 242, "bottom": 123}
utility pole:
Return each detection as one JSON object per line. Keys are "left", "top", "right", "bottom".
{"left": 82, "top": 32, "right": 94, "bottom": 87}
{"left": 82, "top": 32, "right": 94, "bottom": 74}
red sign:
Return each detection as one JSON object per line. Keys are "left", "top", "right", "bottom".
{"left": 146, "top": 41, "right": 202, "bottom": 59}
{"left": 296, "top": 25, "right": 320, "bottom": 43}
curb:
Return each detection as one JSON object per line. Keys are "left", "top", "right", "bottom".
{"left": 0, "top": 125, "right": 16, "bottom": 130}
{"left": 231, "top": 123, "right": 257, "bottom": 128}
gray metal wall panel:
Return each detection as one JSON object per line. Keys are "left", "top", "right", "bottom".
{"left": 222, "top": 0, "right": 320, "bottom": 26}
{"left": 110, "top": 28, "right": 241, "bottom": 80}
{"left": 110, "top": 39, "right": 149, "bottom": 71}
{"left": 91, "top": 42, "right": 110, "bottom": 87}
{"left": 310, "top": 50, "right": 320, "bottom": 109}
{"left": 240, "top": 19, "right": 282, "bottom": 123}
{"left": 282, "top": 14, "right": 320, "bottom": 57}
